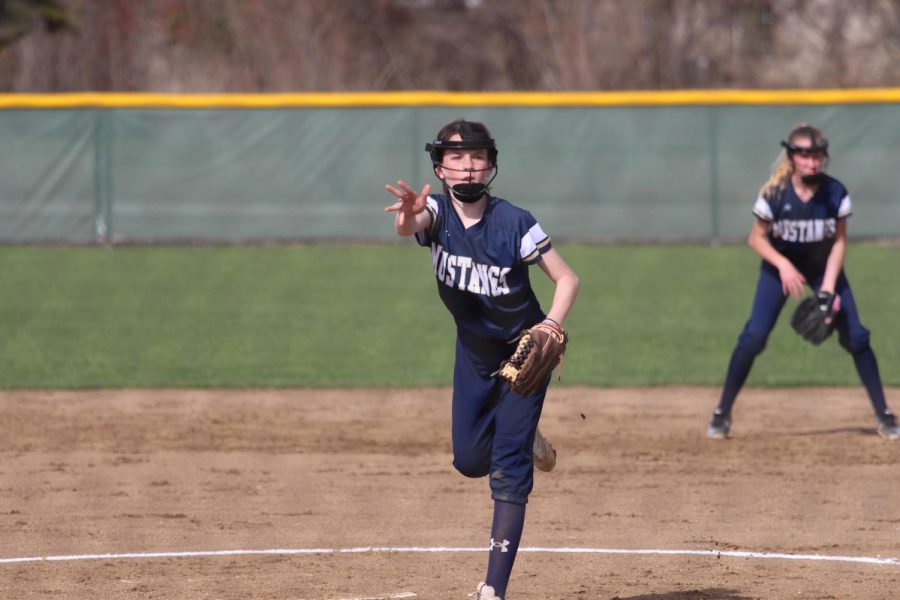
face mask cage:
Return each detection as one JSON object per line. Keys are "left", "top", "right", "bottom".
{"left": 425, "top": 138, "right": 499, "bottom": 166}
{"left": 780, "top": 126, "right": 830, "bottom": 185}
{"left": 425, "top": 133, "right": 499, "bottom": 203}
{"left": 780, "top": 126, "right": 829, "bottom": 158}
{"left": 781, "top": 139, "right": 829, "bottom": 156}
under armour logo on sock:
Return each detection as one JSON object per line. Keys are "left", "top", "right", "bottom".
{"left": 489, "top": 538, "right": 510, "bottom": 552}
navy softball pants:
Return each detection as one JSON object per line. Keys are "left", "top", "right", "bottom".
{"left": 717, "top": 263, "right": 888, "bottom": 416}
{"left": 450, "top": 335, "right": 546, "bottom": 505}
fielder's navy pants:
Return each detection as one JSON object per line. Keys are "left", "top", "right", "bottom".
{"left": 717, "top": 263, "right": 888, "bottom": 417}
{"left": 451, "top": 335, "right": 546, "bottom": 505}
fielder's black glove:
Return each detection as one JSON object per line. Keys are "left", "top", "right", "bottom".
{"left": 790, "top": 291, "right": 836, "bottom": 346}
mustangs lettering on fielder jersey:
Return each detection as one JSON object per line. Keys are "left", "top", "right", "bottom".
{"left": 415, "top": 194, "right": 550, "bottom": 342}
{"left": 753, "top": 174, "right": 851, "bottom": 273}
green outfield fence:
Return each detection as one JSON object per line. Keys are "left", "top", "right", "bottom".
{"left": 3, "top": 89, "right": 900, "bottom": 244}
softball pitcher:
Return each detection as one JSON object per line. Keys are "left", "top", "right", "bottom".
{"left": 384, "top": 120, "right": 579, "bottom": 599}
{"left": 707, "top": 123, "right": 900, "bottom": 441}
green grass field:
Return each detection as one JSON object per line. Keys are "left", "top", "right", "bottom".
{"left": 0, "top": 243, "right": 897, "bottom": 389}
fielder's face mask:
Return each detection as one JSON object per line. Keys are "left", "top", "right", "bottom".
{"left": 426, "top": 125, "right": 499, "bottom": 203}
{"left": 781, "top": 126, "right": 829, "bottom": 185}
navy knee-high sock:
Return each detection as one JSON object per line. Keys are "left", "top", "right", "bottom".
{"left": 716, "top": 347, "right": 757, "bottom": 415}
{"left": 485, "top": 500, "right": 525, "bottom": 598}
{"left": 852, "top": 346, "right": 889, "bottom": 416}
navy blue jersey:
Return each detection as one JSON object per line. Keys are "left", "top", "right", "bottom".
{"left": 415, "top": 193, "right": 550, "bottom": 344}
{"left": 752, "top": 174, "right": 851, "bottom": 274}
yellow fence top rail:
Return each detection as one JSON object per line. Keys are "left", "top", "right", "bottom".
{"left": 3, "top": 88, "right": 900, "bottom": 108}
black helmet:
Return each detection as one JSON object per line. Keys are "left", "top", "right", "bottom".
{"left": 426, "top": 120, "right": 498, "bottom": 167}
{"left": 425, "top": 120, "right": 498, "bottom": 203}
{"left": 780, "top": 125, "right": 829, "bottom": 156}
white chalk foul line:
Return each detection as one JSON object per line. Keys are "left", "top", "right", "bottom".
{"left": 324, "top": 595, "right": 416, "bottom": 600}
{"left": 0, "top": 546, "right": 897, "bottom": 566}
{"left": 519, "top": 547, "right": 900, "bottom": 566}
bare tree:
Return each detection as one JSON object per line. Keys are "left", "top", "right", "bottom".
{"left": 3, "top": 0, "right": 900, "bottom": 92}
{"left": 0, "top": 0, "right": 75, "bottom": 46}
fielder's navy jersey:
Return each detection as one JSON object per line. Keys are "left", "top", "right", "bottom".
{"left": 415, "top": 194, "right": 550, "bottom": 344}
{"left": 752, "top": 174, "right": 851, "bottom": 274}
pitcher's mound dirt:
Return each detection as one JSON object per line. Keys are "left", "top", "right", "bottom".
{"left": 1, "top": 387, "right": 898, "bottom": 599}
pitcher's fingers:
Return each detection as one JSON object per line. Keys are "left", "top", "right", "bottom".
{"left": 384, "top": 201, "right": 403, "bottom": 212}
{"left": 413, "top": 184, "right": 431, "bottom": 208}
{"left": 396, "top": 180, "right": 417, "bottom": 195}
{"left": 385, "top": 184, "right": 406, "bottom": 198}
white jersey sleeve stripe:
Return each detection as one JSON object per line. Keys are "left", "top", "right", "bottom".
{"left": 414, "top": 196, "right": 440, "bottom": 245}
{"left": 425, "top": 195, "right": 439, "bottom": 213}
{"left": 425, "top": 196, "right": 439, "bottom": 232}
{"left": 520, "top": 223, "right": 549, "bottom": 261}
{"left": 838, "top": 194, "right": 852, "bottom": 218}
{"left": 522, "top": 249, "right": 541, "bottom": 263}
{"left": 752, "top": 196, "right": 773, "bottom": 221}
{"left": 520, "top": 236, "right": 537, "bottom": 261}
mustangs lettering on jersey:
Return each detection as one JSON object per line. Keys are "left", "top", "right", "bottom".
{"left": 431, "top": 245, "right": 512, "bottom": 297}
{"left": 752, "top": 173, "right": 851, "bottom": 272}
{"left": 415, "top": 194, "right": 550, "bottom": 342}
{"left": 769, "top": 218, "right": 838, "bottom": 243}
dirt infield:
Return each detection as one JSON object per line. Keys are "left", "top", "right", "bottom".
{"left": 1, "top": 387, "right": 898, "bottom": 599}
